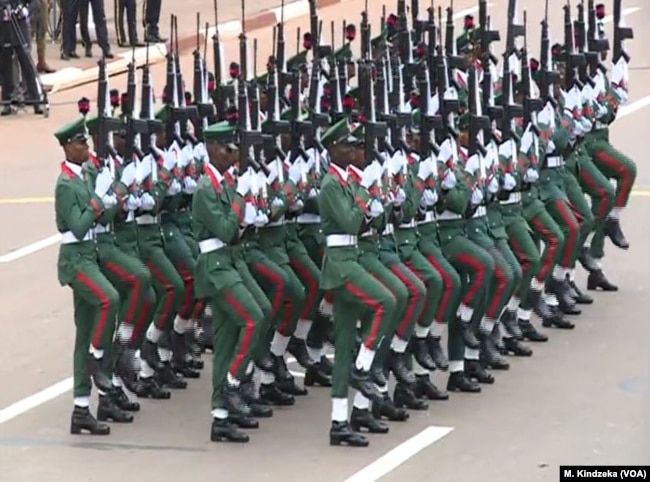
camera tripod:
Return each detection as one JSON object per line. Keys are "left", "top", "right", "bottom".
{"left": 0, "top": 2, "right": 50, "bottom": 117}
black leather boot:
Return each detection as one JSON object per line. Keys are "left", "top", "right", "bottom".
{"left": 349, "top": 368, "right": 383, "bottom": 404}
{"left": 140, "top": 339, "right": 163, "bottom": 371}
{"left": 228, "top": 414, "right": 260, "bottom": 429}
{"left": 479, "top": 333, "right": 509, "bottom": 370}
{"left": 276, "top": 371, "right": 308, "bottom": 396}
{"left": 287, "top": 337, "right": 317, "bottom": 369}
{"left": 465, "top": 359, "right": 495, "bottom": 384}
{"left": 259, "top": 383, "right": 295, "bottom": 406}
{"left": 304, "top": 363, "right": 332, "bottom": 387}
{"left": 569, "top": 280, "right": 593, "bottom": 305}
{"left": 459, "top": 319, "right": 480, "bottom": 349}
{"left": 329, "top": 421, "right": 369, "bottom": 447}
{"left": 255, "top": 355, "right": 276, "bottom": 373}
{"left": 370, "top": 365, "right": 388, "bottom": 387}
{"left": 389, "top": 350, "right": 416, "bottom": 384}
{"left": 541, "top": 310, "right": 575, "bottom": 329}
{"left": 134, "top": 376, "right": 171, "bottom": 399}
{"left": 319, "top": 355, "right": 333, "bottom": 375}
{"left": 578, "top": 246, "right": 600, "bottom": 273}
{"left": 350, "top": 407, "right": 389, "bottom": 434}
{"left": 70, "top": 406, "right": 110, "bottom": 435}
{"left": 223, "top": 384, "right": 251, "bottom": 416}
{"left": 409, "top": 337, "right": 438, "bottom": 370}
{"left": 110, "top": 386, "right": 140, "bottom": 411}
{"left": 155, "top": 362, "right": 187, "bottom": 389}
{"left": 426, "top": 335, "right": 449, "bottom": 371}
{"left": 240, "top": 381, "right": 273, "bottom": 418}
{"left": 447, "top": 371, "right": 481, "bottom": 393}
{"left": 210, "top": 419, "right": 249, "bottom": 443}
{"left": 97, "top": 395, "right": 134, "bottom": 423}
{"left": 393, "top": 382, "right": 428, "bottom": 410}
{"left": 605, "top": 217, "right": 629, "bottom": 249}
{"left": 500, "top": 310, "right": 522, "bottom": 339}
{"left": 548, "top": 278, "right": 581, "bottom": 315}
{"left": 587, "top": 270, "right": 619, "bottom": 291}
{"left": 171, "top": 332, "right": 200, "bottom": 379}
{"left": 518, "top": 319, "right": 549, "bottom": 342}
{"left": 371, "top": 394, "right": 410, "bottom": 421}
{"left": 412, "top": 374, "right": 449, "bottom": 400}
{"left": 503, "top": 337, "right": 533, "bottom": 357}
{"left": 87, "top": 355, "right": 112, "bottom": 393}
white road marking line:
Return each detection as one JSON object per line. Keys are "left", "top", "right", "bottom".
{"left": 343, "top": 426, "right": 455, "bottom": 482}
{"left": 0, "top": 233, "right": 61, "bottom": 263}
{"left": 0, "top": 378, "right": 72, "bottom": 425}
{"left": 618, "top": 96, "right": 650, "bottom": 119}
{"left": 601, "top": 7, "right": 640, "bottom": 25}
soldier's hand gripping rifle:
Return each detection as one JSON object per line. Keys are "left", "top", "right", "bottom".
{"left": 123, "top": 56, "right": 149, "bottom": 163}
{"left": 500, "top": 48, "right": 524, "bottom": 144}
{"left": 586, "top": 0, "right": 609, "bottom": 71}
{"left": 538, "top": 0, "right": 560, "bottom": 106}
{"left": 613, "top": 0, "right": 633, "bottom": 64}
{"left": 211, "top": 0, "right": 235, "bottom": 120}
{"left": 521, "top": 12, "right": 543, "bottom": 134}
{"left": 563, "top": 1, "right": 586, "bottom": 90}
{"left": 193, "top": 16, "right": 216, "bottom": 139}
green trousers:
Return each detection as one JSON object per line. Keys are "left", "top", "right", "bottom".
{"left": 330, "top": 257, "right": 397, "bottom": 398}
{"left": 524, "top": 198, "right": 565, "bottom": 281}
{"left": 562, "top": 169, "right": 595, "bottom": 269}
{"left": 113, "top": 222, "right": 157, "bottom": 346}
{"left": 438, "top": 218, "right": 495, "bottom": 361}
{"left": 468, "top": 215, "right": 521, "bottom": 323}
{"left": 502, "top": 205, "right": 542, "bottom": 306}
{"left": 590, "top": 132, "right": 637, "bottom": 209}
{"left": 287, "top": 224, "right": 321, "bottom": 327}
{"left": 69, "top": 254, "right": 120, "bottom": 398}
{"left": 417, "top": 223, "right": 463, "bottom": 326}
{"left": 137, "top": 224, "right": 185, "bottom": 334}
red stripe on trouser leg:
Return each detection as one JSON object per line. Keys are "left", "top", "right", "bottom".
{"left": 146, "top": 262, "right": 176, "bottom": 331}
{"left": 253, "top": 262, "right": 286, "bottom": 325}
{"left": 190, "top": 300, "right": 205, "bottom": 320}
{"left": 580, "top": 169, "right": 611, "bottom": 220}
{"left": 403, "top": 262, "right": 429, "bottom": 325}
{"left": 323, "top": 291, "right": 334, "bottom": 304}
{"left": 175, "top": 264, "right": 195, "bottom": 319}
{"left": 131, "top": 298, "right": 152, "bottom": 344}
{"left": 76, "top": 271, "right": 110, "bottom": 349}
{"left": 344, "top": 281, "right": 386, "bottom": 349}
{"left": 290, "top": 259, "right": 318, "bottom": 319}
{"left": 104, "top": 261, "right": 140, "bottom": 325}
{"left": 390, "top": 265, "right": 422, "bottom": 338}
{"left": 426, "top": 255, "right": 452, "bottom": 323}
{"left": 508, "top": 237, "right": 530, "bottom": 277}
{"left": 224, "top": 292, "right": 256, "bottom": 378}
{"left": 457, "top": 254, "right": 486, "bottom": 306}
{"left": 529, "top": 217, "right": 559, "bottom": 282}
{"left": 486, "top": 264, "right": 507, "bottom": 319}
{"left": 552, "top": 200, "right": 578, "bottom": 268}
{"left": 595, "top": 150, "right": 634, "bottom": 207}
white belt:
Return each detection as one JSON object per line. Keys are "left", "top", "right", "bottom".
{"left": 326, "top": 234, "right": 357, "bottom": 247}
{"left": 296, "top": 213, "right": 321, "bottom": 224}
{"left": 399, "top": 219, "right": 416, "bottom": 229}
{"left": 472, "top": 206, "right": 487, "bottom": 218}
{"left": 95, "top": 224, "right": 111, "bottom": 234}
{"left": 595, "top": 120, "right": 607, "bottom": 129}
{"left": 125, "top": 211, "right": 135, "bottom": 222}
{"left": 382, "top": 223, "right": 395, "bottom": 236}
{"left": 267, "top": 216, "right": 286, "bottom": 227}
{"left": 135, "top": 214, "right": 158, "bottom": 225}
{"left": 198, "top": 238, "right": 226, "bottom": 253}
{"left": 499, "top": 192, "right": 521, "bottom": 205}
{"left": 417, "top": 211, "right": 437, "bottom": 225}
{"left": 360, "top": 230, "right": 374, "bottom": 238}
{"left": 437, "top": 210, "right": 463, "bottom": 221}
{"left": 60, "top": 230, "right": 94, "bottom": 244}
{"left": 546, "top": 156, "right": 564, "bottom": 168}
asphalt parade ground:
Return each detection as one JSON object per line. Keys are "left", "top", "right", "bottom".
{"left": 0, "top": 0, "right": 648, "bottom": 480}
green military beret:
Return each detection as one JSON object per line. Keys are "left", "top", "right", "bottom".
{"left": 279, "top": 108, "right": 309, "bottom": 121}
{"left": 457, "top": 112, "right": 470, "bottom": 131}
{"left": 286, "top": 50, "right": 309, "bottom": 72}
{"left": 204, "top": 120, "right": 237, "bottom": 144}
{"left": 53, "top": 118, "right": 88, "bottom": 145}
{"left": 155, "top": 104, "right": 170, "bottom": 122}
{"left": 333, "top": 43, "right": 352, "bottom": 62}
{"left": 456, "top": 30, "right": 474, "bottom": 54}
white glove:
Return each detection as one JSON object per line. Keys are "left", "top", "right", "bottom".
{"left": 271, "top": 197, "right": 285, "bottom": 209}
{"left": 393, "top": 188, "right": 406, "bottom": 206}
{"left": 442, "top": 169, "right": 457, "bottom": 190}
{"left": 140, "top": 192, "right": 156, "bottom": 211}
{"left": 614, "top": 87, "right": 628, "bottom": 104}
{"left": 290, "top": 199, "right": 305, "bottom": 212}
{"left": 470, "top": 185, "right": 484, "bottom": 206}
{"left": 101, "top": 193, "right": 118, "bottom": 209}
{"left": 524, "top": 168, "right": 539, "bottom": 183}
{"left": 168, "top": 179, "right": 182, "bottom": 196}
{"left": 487, "top": 176, "right": 500, "bottom": 194}
{"left": 502, "top": 173, "right": 517, "bottom": 191}
{"left": 572, "top": 119, "right": 585, "bottom": 137}
{"left": 254, "top": 212, "right": 269, "bottom": 227}
{"left": 367, "top": 199, "right": 384, "bottom": 218}
{"left": 308, "top": 188, "right": 319, "bottom": 199}
{"left": 183, "top": 177, "right": 198, "bottom": 194}
{"left": 420, "top": 188, "right": 438, "bottom": 207}
{"left": 580, "top": 117, "right": 593, "bottom": 132}
{"left": 123, "top": 194, "right": 141, "bottom": 212}
{"left": 242, "top": 202, "right": 257, "bottom": 226}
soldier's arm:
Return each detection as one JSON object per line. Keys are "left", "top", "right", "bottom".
{"left": 55, "top": 181, "right": 104, "bottom": 239}
{"left": 438, "top": 169, "right": 471, "bottom": 214}
{"left": 400, "top": 175, "right": 421, "bottom": 221}
{"left": 191, "top": 185, "right": 241, "bottom": 243}
{"left": 319, "top": 180, "right": 366, "bottom": 234}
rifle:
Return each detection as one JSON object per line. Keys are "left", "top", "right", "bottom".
{"left": 436, "top": 9, "right": 460, "bottom": 142}
{"left": 521, "top": 12, "right": 543, "bottom": 133}
{"left": 417, "top": 59, "right": 444, "bottom": 157}
{"left": 467, "top": 66, "right": 490, "bottom": 197}
{"left": 613, "top": 0, "right": 633, "bottom": 63}
{"left": 575, "top": 1, "right": 596, "bottom": 86}
{"left": 478, "top": 0, "right": 499, "bottom": 64}
{"left": 505, "top": 0, "right": 525, "bottom": 57}
{"left": 500, "top": 48, "right": 523, "bottom": 143}
{"left": 586, "top": 0, "right": 609, "bottom": 71}
{"left": 123, "top": 55, "right": 149, "bottom": 163}
{"left": 538, "top": 0, "right": 560, "bottom": 106}
{"left": 306, "top": 0, "right": 331, "bottom": 153}
{"left": 193, "top": 17, "right": 216, "bottom": 139}
{"left": 262, "top": 28, "right": 291, "bottom": 159}
{"left": 563, "top": 1, "right": 586, "bottom": 90}
{"left": 211, "top": 0, "right": 235, "bottom": 119}
{"left": 444, "top": 1, "right": 463, "bottom": 69}
{"left": 95, "top": 58, "right": 123, "bottom": 178}
{"left": 360, "top": 60, "right": 388, "bottom": 165}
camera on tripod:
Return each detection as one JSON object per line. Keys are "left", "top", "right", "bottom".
{"left": 0, "top": 0, "right": 49, "bottom": 117}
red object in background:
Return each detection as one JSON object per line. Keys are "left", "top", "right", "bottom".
{"left": 77, "top": 97, "right": 90, "bottom": 115}
{"left": 303, "top": 32, "right": 313, "bottom": 50}
{"left": 342, "top": 94, "right": 355, "bottom": 111}
{"left": 345, "top": 24, "right": 356, "bottom": 41}
{"left": 529, "top": 58, "right": 540, "bottom": 72}
{"left": 464, "top": 15, "right": 474, "bottom": 30}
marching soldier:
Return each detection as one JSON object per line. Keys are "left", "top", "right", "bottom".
{"left": 54, "top": 118, "right": 119, "bottom": 435}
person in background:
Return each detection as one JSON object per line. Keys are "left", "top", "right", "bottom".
{"left": 31, "top": 0, "right": 56, "bottom": 73}
{"left": 114, "top": 0, "right": 144, "bottom": 48}
{"left": 78, "top": 0, "right": 113, "bottom": 58}
{"left": 142, "top": 0, "right": 165, "bottom": 43}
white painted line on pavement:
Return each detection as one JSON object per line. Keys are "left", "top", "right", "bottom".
{"left": 601, "top": 7, "right": 640, "bottom": 25}
{"left": 344, "top": 425, "right": 455, "bottom": 482}
{"left": 618, "top": 96, "right": 650, "bottom": 119}
{"left": 0, "top": 378, "right": 72, "bottom": 425}
{"left": 0, "top": 233, "right": 61, "bottom": 264}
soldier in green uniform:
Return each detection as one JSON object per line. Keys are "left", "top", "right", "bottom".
{"left": 319, "top": 119, "right": 398, "bottom": 447}
{"left": 54, "top": 119, "right": 119, "bottom": 436}
{"left": 193, "top": 121, "right": 270, "bottom": 443}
